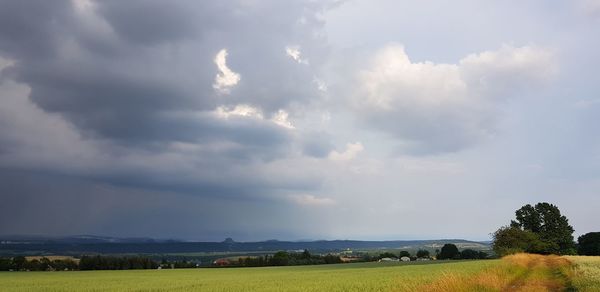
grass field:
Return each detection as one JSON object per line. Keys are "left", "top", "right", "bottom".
{"left": 1, "top": 255, "right": 599, "bottom": 291}
{"left": 0, "top": 260, "right": 495, "bottom": 292}
{"left": 568, "top": 256, "right": 600, "bottom": 291}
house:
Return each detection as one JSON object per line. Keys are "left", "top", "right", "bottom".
{"left": 400, "top": 256, "right": 411, "bottom": 262}
{"left": 378, "top": 257, "right": 399, "bottom": 262}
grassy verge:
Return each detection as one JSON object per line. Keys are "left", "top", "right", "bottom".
{"left": 416, "top": 253, "right": 576, "bottom": 291}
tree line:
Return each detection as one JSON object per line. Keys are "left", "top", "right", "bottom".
{"left": 0, "top": 255, "right": 200, "bottom": 271}
{"left": 375, "top": 247, "right": 487, "bottom": 260}
{"left": 79, "top": 256, "right": 158, "bottom": 270}
{"left": 233, "top": 247, "right": 488, "bottom": 268}
{"left": 236, "top": 250, "right": 342, "bottom": 267}
{"left": 0, "top": 256, "right": 78, "bottom": 271}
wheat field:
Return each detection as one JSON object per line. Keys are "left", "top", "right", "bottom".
{"left": 1, "top": 255, "right": 599, "bottom": 291}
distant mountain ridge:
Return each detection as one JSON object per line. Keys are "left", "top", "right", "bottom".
{"left": 0, "top": 235, "right": 490, "bottom": 256}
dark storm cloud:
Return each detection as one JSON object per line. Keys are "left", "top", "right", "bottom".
{"left": 6, "top": 0, "right": 597, "bottom": 242}
{"left": 0, "top": 0, "right": 71, "bottom": 58}
{"left": 0, "top": 0, "right": 336, "bottom": 203}
{"left": 97, "top": 0, "right": 200, "bottom": 45}
{"left": 0, "top": 0, "right": 330, "bottom": 142}
{"left": 0, "top": 169, "right": 310, "bottom": 240}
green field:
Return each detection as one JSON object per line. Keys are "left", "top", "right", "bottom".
{"left": 0, "top": 260, "right": 495, "bottom": 292}
{"left": 2, "top": 256, "right": 599, "bottom": 291}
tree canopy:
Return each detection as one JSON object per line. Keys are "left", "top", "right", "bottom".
{"left": 492, "top": 226, "right": 548, "bottom": 256}
{"left": 438, "top": 244, "right": 459, "bottom": 260}
{"left": 578, "top": 232, "right": 600, "bottom": 256}
{"left": 494, "top": 202, "right": 575, "bottom": 255}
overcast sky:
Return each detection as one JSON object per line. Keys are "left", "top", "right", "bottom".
{"left": 0, "top": 0, "right": 599, "bottom": 241}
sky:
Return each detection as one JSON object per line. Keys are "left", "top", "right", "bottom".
{"left": 0, "top": 0, "right": 599, "bottom": 241}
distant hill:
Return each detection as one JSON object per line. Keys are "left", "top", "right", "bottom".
{"left": 0, "top": 235, "right": 490, "bottom": 256}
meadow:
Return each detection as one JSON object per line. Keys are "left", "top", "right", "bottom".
{"left": 0, "top": 260, "right": 495, "bottom": 292}
{"left": 568, "top": 256, "right": 600, "bottom": 291}
{"left": 1, "top": 255, "right": 599, "bottom": 291}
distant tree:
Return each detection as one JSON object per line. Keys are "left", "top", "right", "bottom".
{"left": 399, "top": 251, "right": 411, "bottom": 258}
{"left": 416, "top": 249, "right": 430, "bottom": 258}
{"left": 438, "top": 244, "right": 459, "bottom": 260}
{"left": 0, "top": 258, "right": 11, "bottom": 271}
{"left": 361, "top": 254, "right": 375, "bottom": 262}
{"left": 270, "top": 251, "right": 290, "bottom": 266}
{"left": 323, "top": 254, "right": 342, "bottom": 264}
{"left": 378, "top": 252, "right": 398, "bottom": 259}
{"left": 301, "top": 249, "right": 312, "bottom": 259}
{"left": 11, "top": 256, "right": 26, "bottom": 270}
{"left": 460, "top": 249, "right": 480, "bottom": 259}
{"left": 478, "top": 251, "right": 488, "bottom": 259}
{"left": 79, "top": 255, "right": 157, "bottom": 270}
{"left": 510, "top": 203, "right": 575, "bottom": 254}
{"left": 578, "top": 232, "right": 600, "bottom": 256}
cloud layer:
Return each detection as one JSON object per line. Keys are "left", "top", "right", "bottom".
{"left": 0, "top": 0, "right": 598, "bottom": 240}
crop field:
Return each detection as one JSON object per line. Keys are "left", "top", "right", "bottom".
{"left": 1, "top": 255, "right": 599, "bottom": 291}
{"left": 0, "top": 260, "right": 495, "bottom": 292}
{"left": 568, "top": 256, "right": 600, "bottom": 291}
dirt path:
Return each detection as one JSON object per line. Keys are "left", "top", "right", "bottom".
{"left": 417, "top": 254, "right": 576, "bottom": 292}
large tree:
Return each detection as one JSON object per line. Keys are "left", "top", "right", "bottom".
{"left": 509, "top": 202, "right": 575, "bottom": 254}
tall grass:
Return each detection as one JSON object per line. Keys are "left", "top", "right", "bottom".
{"left": 566, "top": 256, "right": 600, "bottom": 291}
{"left": 417, "top": 253, "right": 575, "bottom": 291}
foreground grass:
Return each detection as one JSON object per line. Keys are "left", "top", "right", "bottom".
{"left": 418, "top": 253, "right": 576, "bottom": 291}
{"left": 567, "top": 256, "right": 600, "bottom": 291}
{"left": 0, "top": 260, "right": 495, "bottom": 292}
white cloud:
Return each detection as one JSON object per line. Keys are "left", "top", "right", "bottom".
{"left": 214, "top": 105, "right": 295, "bottom": 129}
{"left": 213, "top": 49, "right": 241, "bottom": 94}
{"left": 459, "top": 44, "right": 557, "bottom": 98}
{"left": 328, "top": 142, "right": 364, "bottom": 161}
{"left": 271, "top": 109, "right": 295, "bottom": 129}
{"left": 354, "top": 44, "right": 556, "bottom": 153}
{"left": 290, "top": 194, "right": 336, "bottom": 206}
{"left": 214, "top": 104, "right": 264, "bottom": 119}
{"left": 285, "top": 46, "right": 309, "bottom": 64}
